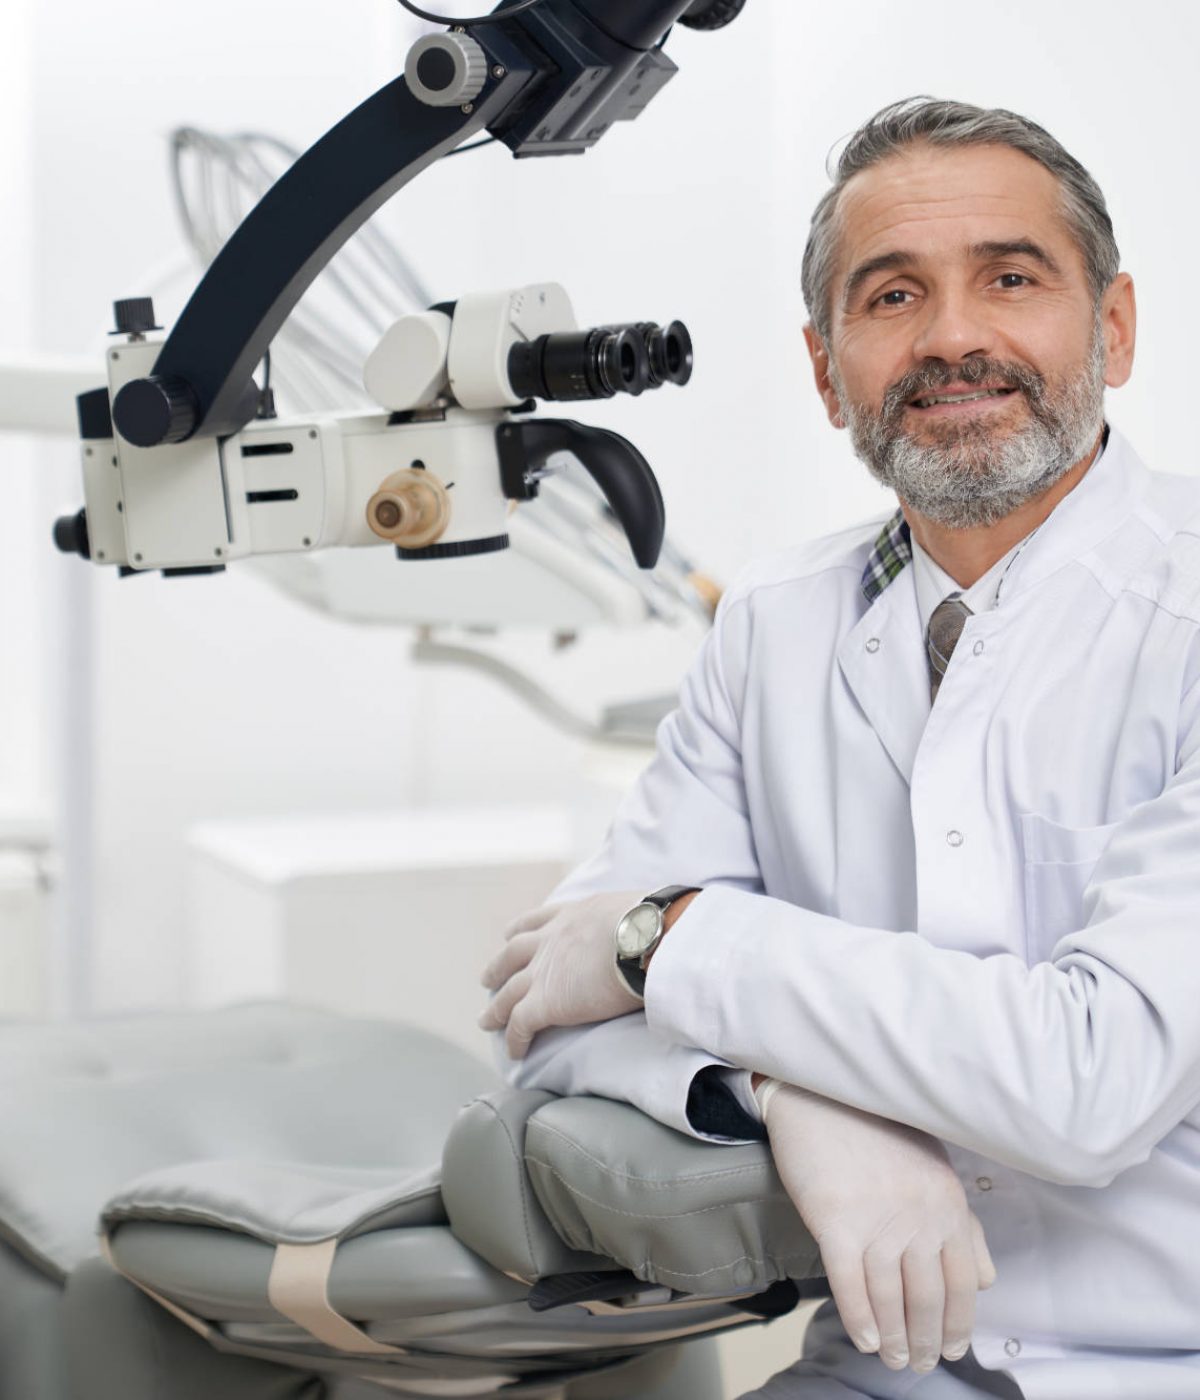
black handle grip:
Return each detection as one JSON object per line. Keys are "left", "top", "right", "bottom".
{"left": 496, "top": 417, "right": 665, "bottom": 569}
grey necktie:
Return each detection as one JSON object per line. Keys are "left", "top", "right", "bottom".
{"left": 926, "top": 593, "right": 973, "bottom": 703}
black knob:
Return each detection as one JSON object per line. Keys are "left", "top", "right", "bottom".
{"left": 53, "top": 508, "right": 90, "bottom": 559}
{"left": 679, "top": 0, "right": 747, "bottom": 28}
{"left": 112, "top": 374, "right": 200, "bottom": 447}
{"left": 111, "top": 297, "right": 161, "bottom": 336}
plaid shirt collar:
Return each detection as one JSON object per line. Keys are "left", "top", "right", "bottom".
{"left": 860, "top": 508, "right": 912, "bottom": 605}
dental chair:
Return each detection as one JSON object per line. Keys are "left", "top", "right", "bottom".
{"left": 0, "top": 1003, "right": 827, "bottom": 1398}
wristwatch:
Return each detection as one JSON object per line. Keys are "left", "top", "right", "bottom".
{"left": 614, "top": 885, "right": 700, "bottom": 1000}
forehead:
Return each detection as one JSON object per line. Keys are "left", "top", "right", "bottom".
{"left": 834, "top": 142, "right": 1083, "bottom": 279}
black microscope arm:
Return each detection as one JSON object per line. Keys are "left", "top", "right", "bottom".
{"left": 110, "top": 0, "right": 708, "bottom": 449}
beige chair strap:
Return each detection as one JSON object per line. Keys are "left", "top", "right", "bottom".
{"left": 267, "top": 1239, "right": 406, "bottom": 1356}
{"left": 99, "top": 1234, "right": 215, "bottom": 1342}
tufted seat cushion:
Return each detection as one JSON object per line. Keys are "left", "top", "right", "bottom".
{"left": 0, "top": 1002, "right": 496, "bottom": 1278}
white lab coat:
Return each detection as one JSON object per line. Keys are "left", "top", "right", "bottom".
{"left": 503, "top": 425, "right": 1200, "bottom": 1398}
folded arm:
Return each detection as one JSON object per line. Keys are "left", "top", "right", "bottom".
{"left": 645, "top": 695, "right": 1200, "bottom": 1187}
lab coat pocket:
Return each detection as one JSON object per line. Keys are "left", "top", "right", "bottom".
{"left": 1019, "top": 812, "right": 1122, "bottom": 963}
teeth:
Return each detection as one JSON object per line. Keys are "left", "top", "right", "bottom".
{"left": 914, "top": 389, "right": 1011, "bottom": 408}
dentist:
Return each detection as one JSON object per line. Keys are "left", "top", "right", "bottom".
{"left": 480, "top": 98, "right": 1200, "bottom": 1399}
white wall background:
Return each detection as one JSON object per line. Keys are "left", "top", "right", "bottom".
{"left": 8, "top": 0, "right": 1199, "bottom": 1013}
{"left": 0, "top": 0, "right": 44, "bottom": 821}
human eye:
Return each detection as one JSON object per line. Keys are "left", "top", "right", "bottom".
{"left": 872, "top": 287, "right": 914, "bottom": 309}
{"left": 994, "top": 271, "right": 1033, "bottom": 290}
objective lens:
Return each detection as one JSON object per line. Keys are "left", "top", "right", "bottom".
{"left": 508, "top": 321, "right": 692, "bottom": 403}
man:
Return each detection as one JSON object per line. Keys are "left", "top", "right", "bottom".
{"left": 479, "top": 97, "right": 1200, "bottom": 1398}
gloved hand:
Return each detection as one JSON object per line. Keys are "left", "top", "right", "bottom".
{"left": 757, "top": 1080, "right": 996, "bottom": 1376}
{"left": 479, "top": 890, "right": 645, "bottom": 1059}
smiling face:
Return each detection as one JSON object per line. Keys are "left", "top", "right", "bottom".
{"left": 804, "top": 142, "right": 1134, "bottom": 528}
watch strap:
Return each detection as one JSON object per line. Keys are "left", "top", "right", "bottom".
{"left": 643, "top": 884, "right": 700, "bottom": 912}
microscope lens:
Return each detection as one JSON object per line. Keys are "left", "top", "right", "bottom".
{"left": 505, "top": 320, "right": 689, "bottom": 403}
{"left": 659, "top": 321, "right": 693, "bottom": 386}
{"left": 598, "top": 328, "right": 649, "bottom": 398}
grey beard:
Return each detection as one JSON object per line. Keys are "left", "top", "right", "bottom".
{"left": 833, "top": 323, "right": 1107, "bottom": 529}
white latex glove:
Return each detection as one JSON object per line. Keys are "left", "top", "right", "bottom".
{"left": 757, "top": 1080, "right": 996, "bottom": 1376}
{"left": 479, "top": 890, "right": 645, "bottom": 1059}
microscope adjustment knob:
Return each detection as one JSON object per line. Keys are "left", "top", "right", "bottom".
{"left": 112, "top": 374, "right": 200, "bottom": 448}
{"left": 366, "top": 468, "right": 452, "bottom": 549}
{"left": 405, "top": 33, "right": 488, "bottom": 108}
{"left": 110, "top": 297, "right": 162, "bottom": 337}
{"left": 53, "top": 508, "right": 91, "bottom": 560}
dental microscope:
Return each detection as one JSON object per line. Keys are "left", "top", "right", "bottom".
{"left": 53, "top": 0, "right": 747, "bottom": 583}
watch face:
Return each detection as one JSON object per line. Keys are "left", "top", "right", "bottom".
{"left": 615, "top": 902, "right": 662, "bottom": 958}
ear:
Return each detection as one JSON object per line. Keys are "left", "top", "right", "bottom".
{"left": 1100, "top": 272, "right": 1135, "bottom": 390}
{"left": 803, "top": 324, "right": 846, "bottom": 429}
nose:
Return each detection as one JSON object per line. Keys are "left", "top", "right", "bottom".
{"left": 909, "top": 285, "right": 996, "bottom": 365}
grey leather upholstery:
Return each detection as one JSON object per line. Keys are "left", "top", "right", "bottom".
{"left": 99, "top": 1087, "right": 786, "bottom": 1393}
{"left": 445, "top": 1090, "right": 825, "bottom": 1297}
{"left": 0, "top": 1005, "right": 737, "bottom": 1399}
{"left": 0, "top": 1004, "right": 492, "bottom": 1277}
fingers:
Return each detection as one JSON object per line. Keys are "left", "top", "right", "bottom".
{"left": 478, "top": 967, "right": 531, "bottom": 1035}
{"left": 501, "top": 904, "right": 560, "bottom": 941}
{"left": 818, "top": 1238, "right": 879, "bottom": 1357}
{"left": 969, "top": 1211, "right": 997, "bottom": 1289}
{"left": 939, "top": 1231, "right": 978, "bottom": 1361}
{"left": 481, "top": 931, "right": 541, "bottom": 990}
{"left": 899, "top": 1247, "right": 944, "bottom": 1374}
{"left": 505, "top": 993, "right": 542, "bottom": 1060}
{"left": 477, "top": 966, "right": 546, "bottom": 1061}
{"left": 863, "top": 1246, "right": 909, "bottom": 1371}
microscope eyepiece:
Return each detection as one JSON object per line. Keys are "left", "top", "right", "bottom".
{"left": 600, "top": 328, "right": 651, "bottom": 397}
{"left": 507, "top": 321, "right": 691, "bottom": 403}
{"left": 639, "top": 321, "right": 693, "bottom": 388}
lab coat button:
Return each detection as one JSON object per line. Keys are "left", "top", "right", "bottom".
{"left": 1004, "top": 1338, "right": 1021, "bottom": 1358}
{"left": 946, "top": 829, "right": 964, "bottom": 847}
{"left": 975, "top": 1176, "right": 992, "bottom": 1191}
{"left": 865, "top": 637, "right": 880, "bottom": 653}
{"left": 973, "top": 640, "right": 985, "bottom": 656}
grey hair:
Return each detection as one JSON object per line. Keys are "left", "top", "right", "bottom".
{"left": 801, "top": 97, "right": 1120, "bottom": 343}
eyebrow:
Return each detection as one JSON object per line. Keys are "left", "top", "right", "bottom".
{"left": 841, "top": 238, "right": 1065, "bottom": 309}
{"left": 969, "top": 239, "right": 1064, "bottom": 277}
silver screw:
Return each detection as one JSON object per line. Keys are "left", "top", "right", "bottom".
{"left": 302, "top": 536, "right": 312, "bottom": 547}
{"left": 492, "top": 64, "right": 506, "bottom": 78}
{"left": 461, "top": 102, "right": 475, "bottom": 114}
{"left": 308, "top": 429, "right": 318, "bottom": 440}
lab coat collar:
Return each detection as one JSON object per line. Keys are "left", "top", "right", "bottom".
{"left": 985, "top": 423, "right": 1149, "bottom": 607}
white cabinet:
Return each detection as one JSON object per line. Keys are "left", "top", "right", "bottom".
{"left": 185, "top": 806, "right": 573, "bottom": 1060}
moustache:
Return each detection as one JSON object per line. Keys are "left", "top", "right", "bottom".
{"left": 880, "top": 359, "right": 1046, "bottom": 423}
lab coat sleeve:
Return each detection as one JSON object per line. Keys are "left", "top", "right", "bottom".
{"left": 644, "top": 672, "right": 1200, "bottom": 1188}
{"left": 489, "top": 583, "right": 764, "bottom": 1143}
